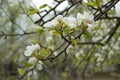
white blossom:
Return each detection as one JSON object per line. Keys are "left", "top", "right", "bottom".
{"left": 77, "top": 11, "right": 94, "bottom": 27}
{"left": 28, "top": 57, "right": 37, "bottom": 64}
{"left": 36, "top": 60, "right": 43, "bottom": 70}
{"left": 27, "top": 70, "right": 38, "bottom": 79}
{"left": 97, "top": 57, "right": 104, "bottom": 62}
{"left": 55, "top": 15, "right": 64, "bottom": 21}
{"left": 76, "top": 13, "right": 83, "bottom": 25}
{"left": 94, "top": 53, "right": 104, "bottom": 65}
{"left": 108, "top": 50, "right": 114, "bottom": 58}
{"left": 43, "top": 15, "right": 63, "bottom": 28}
{"left": 102, "top": 45, "right": 109, "bottom": 50}
{"left": 53, "top": 51, "right": 58, "bottom": 56}
{"left": 94, "top": 53, "right": 102, "bottom": 58}
{"left": 28, "top": 57, "right": 43, "bottom": 70}
{"left": 63, "top": 17, "right": 77, "bottom": 28}
{"left": 46, "top": 36, "right": 52, "bottom": 42}
{"left": 24, "top": 44, "right": 40, "bottom": 56}
{"left": 75, "top": 50, "right": 84, "bottom": 58}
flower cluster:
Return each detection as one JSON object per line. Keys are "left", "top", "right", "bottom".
{"left": 24, "top": 44, "right": 43, "bottom": 70}
{"left": 43, "top": 11, "right": 95, "bottom": 31}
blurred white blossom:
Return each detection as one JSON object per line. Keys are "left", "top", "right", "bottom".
{"left": 66, "top": 45, "right": 74, "bottom": 53}
{"left": 94, "top": 53, "right": 102, "bottom": 58}
{"left": 43, "top": 15, "right": 63, "bottom": 28}
{"left": 24, "top": 44, "right": 40, "bottom": 56}
{"left": 28, "top": 57, "right": 43, "bottom": 70}
{"left": 27, "top": 70, "right": 38, "bottom": 79}
{"left": 94, "top": 53, "right": 104, "bottom": 66}
{"left": 77, "top": 11, "right": 94, "bottom": 27}
{"left": 75, "top": 50, "right": 84, "bottom": 58}
{"left": 28, "top": 57, "right": 37, "bottom": 64}
{"left": 36, "top": 60, "right": 43, "bottom": 70}
{"left": 56, "top": 15, "right": 64, "bottom": 21}
{"left": 102, "top": 45, "right": 109, "bottom": 50}
{"left": 108, "top": 50, "right": 114, "bottom": 58}
{"left": 97, "top": 57, "right": 104, "bottom": 62}
{"left": 53, "top": 51, "right": 58, "bottom": 56}
{"left": 46, "top": 36, "right": 52, "bottom": 42}
{"left": 63, "top": 17, "right": 77, "bottom": 28}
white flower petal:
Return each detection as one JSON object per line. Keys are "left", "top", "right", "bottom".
{"left": 55, "top": 15, "right": 64, "bottom": 21}
{"left": 36, "top": 61, "right": 43, "bottom": 70}
{"left": 32, "top": 70, "right": 38, "bottom": 79}
{"left": 77, "top": 13, "right": 84, "bottom": 19}
{"left": 94, "top": 53, "right": 102, "bottom": 58}
{"left": 63, "top": 17, "right": 77, "bottom": 28}
{"left": 24, "top": 50, "right": 32, "bottom": 56}
{"left": 46, "top": 36, "right": 52, "bottom": 42}
{"left": 76, "top": 13, "right": 83, "bottom": 25}
{"left": 24, "top": 44, "right": 40, "bottom": 56}
{"left": 97, "top": 58, "right": 104, "bottom": 62}
{"left": 38, "top": 60, "right": 43, "bottom": 65}
{"left": 75, "top": 52, "right": 80, "bottom": 57}
{"left": 27, "top": 71, "right": 33, "bottom": 76}
{"left": 34, "top": 44, "right": 40, "bottom": 50}
{"left": 28, "top": 57, "right": 37, "bottom": 65}
{"left": 53, "top": 51, "right": 58, "bottom": 56}
{"left": 27, "top": 70, "right": 38, "bottom": 79}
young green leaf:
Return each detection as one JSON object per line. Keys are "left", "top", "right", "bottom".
{"left": 18, "top": 68, "right": 24, "bottom": 75}
{"left": 96, "top": 0, "right": 101, "bottom": 7}
{"left": 23, "top": 61, "right": 33, "bottom": 68}
{"left": 61, "top": 72, "right": 67, "bottom": 78}
{"left": 36, "top": 26, "right": 43, "bottom": 35}
{"left": 39, "top": 4, "right": 48, "bottom": 9}
{"left": 85, "top": 2, "right": 97, "bottom": 7}
{"left": 82, "top": 31, "right": 91, "bottom": 40}
{"left": 72, "top": 39, "right": 77, "bottom": 46}
{"left": 27, "top": 7, "right": 38, "bottom": 14}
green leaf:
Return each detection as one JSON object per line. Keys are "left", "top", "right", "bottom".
{"left": 82, "top": 32, "right": 91, "bottom": 40}
{"left": 61, "top": 72, "right": 67, "bottom": 78}
{"left": 93, "top": 26, "right": 99, "bottom": 31}
{"left": 27, "top": 7, "right": 38, "bottom": 14}
{"left": 96, "top": 0, "right": 101, "bottom": 7}
{"left": 53, "top": 31, "right": 60, "bottom": 36}
{"left": 85, "top": 2, "right": 97, "bottom": 6}
{"left": 39, "top": 4, "right": 48, "bottom": 9}
{"left": 40, "top": 49, "right": 50, "bottom": 58}
{"left": 91, "top": 0, "right": 95, "bottom": 2}
{"left": 108, "top": 9, "right": 116, "bottom": 15}
{"left": 36, "top": 26, "right": 43, "bottom": 35}
{"left": 23, "top": 61, "right": 33, "bottom": 68}
{"left": 72, "top": 39, "right": 77, "bottom": 46}
{"left": 91, "top": 57, "right": 95, "bottom": 63}
{"left": 18, "top": 68, "right": 24, "bottom": 75}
